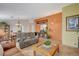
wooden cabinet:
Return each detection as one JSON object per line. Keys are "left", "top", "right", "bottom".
{"left": 34, "top": 12, "right": 62, "bottom": 52}
{"left": 35, "top": 18, "right": 48, "bottom": 32}
{"left": 34, "top": 12, "right": 62, "bottom": 41}
{"left": 48, "top": 13, "right": 62, "bottom": 41}
{"left": 35, "top": 24, "right": 40, "bottom": 32}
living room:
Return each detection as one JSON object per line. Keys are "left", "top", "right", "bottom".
{"left": 0, "top": 3, "right": 79, "bottom": 56}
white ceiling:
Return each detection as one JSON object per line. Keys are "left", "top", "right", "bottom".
{"left": 0, "top": 3, "right": 71, "bottom": 21}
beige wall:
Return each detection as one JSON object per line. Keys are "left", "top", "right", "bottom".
{"left": 62, "top": 4, "right": 79, "bottom": 48}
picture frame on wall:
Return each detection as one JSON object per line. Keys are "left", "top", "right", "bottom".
{"left": 66, "top": 15, "right": 79, "bottom": 31}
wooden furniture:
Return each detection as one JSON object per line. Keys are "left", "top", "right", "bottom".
{"left": 35, "top": 17, "right": 48, "bottom": 32}
{"left": 34, "top": 13, "right": 62, "bottom": 40}
{"left": 34, "top": 13, "right": 62, "bottom": 52}
{"left": 32, "top": 40, "right": 59, "bottom": 56}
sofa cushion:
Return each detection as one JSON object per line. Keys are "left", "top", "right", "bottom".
{"left": 18, "top": 32, "right": 38, "bottom": 49}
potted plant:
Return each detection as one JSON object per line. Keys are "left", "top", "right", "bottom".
{"left": 43, "top": 39, "right": 51, "bottom": 48}
{"left": 42, "top": 26, "right": 51, "bottom": 48}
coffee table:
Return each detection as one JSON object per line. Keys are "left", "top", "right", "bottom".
{"left": 32, "top": 40, "right": 59, "bottom": 56}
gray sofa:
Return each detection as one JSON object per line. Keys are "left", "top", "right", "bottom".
{"left": 18, "top": 32, "right": 38, "bottom": 49}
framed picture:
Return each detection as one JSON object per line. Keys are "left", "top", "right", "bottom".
{"left": 66, "top": 15, "right": 79, "bottom": 31}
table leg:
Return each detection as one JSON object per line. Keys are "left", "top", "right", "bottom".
{"left": 33, "top": 51, "right": 36, "bottom": 56}
{"left": 57, "top": 46, "right": 59, "bottom": 53}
